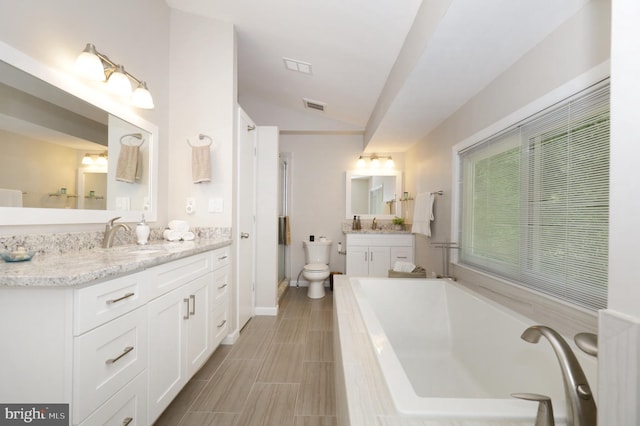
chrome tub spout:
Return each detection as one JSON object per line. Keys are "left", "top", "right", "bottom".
{"left": 521, "top": 325, "right": 596, "bottom": 426}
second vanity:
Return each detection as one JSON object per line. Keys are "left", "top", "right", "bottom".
{"left": 345, "top": 232, "right": 415, "bottom": 276}
{"left": 0, "top": 238, "right": 231, "bottom": 425}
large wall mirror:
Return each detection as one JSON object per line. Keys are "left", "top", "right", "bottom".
{"left": 345, "top": 170, "right": 402, "bottom": 220}
{"left": 0, "top": 42, "right": 158, "bottom": 225}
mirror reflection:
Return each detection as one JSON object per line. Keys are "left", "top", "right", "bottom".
{"left": 346, "top": 170, "right": 402, "bottom": 219}
{"left": 0, "top": 59, "right": 150, "bottom": 211}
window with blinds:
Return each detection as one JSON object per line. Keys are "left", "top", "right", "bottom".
{"left": 459, "top": 81, "right": 609, "bottom": 311}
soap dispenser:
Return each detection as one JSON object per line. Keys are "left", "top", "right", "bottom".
{"left": 136, "top": 214, "right": 150, "bottom": 245}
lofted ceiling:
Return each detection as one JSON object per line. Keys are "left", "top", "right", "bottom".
{"left": 166, "top": 0, "right": 589, "bottom": 153}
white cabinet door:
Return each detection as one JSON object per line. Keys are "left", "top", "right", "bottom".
{"left": 147, "top": 287, "right": 187, "bottom": 423}
{"left": 184, "top": 274, "right": 211, "bottom": 378}
{"left": 147, "top": 272, "right": 213, "bottom": 423}
{"left": 368, "top": 246, "right": 391, "bottom": 277}
{"left": 346, "top": 246, "right": 369, "bottom": 276}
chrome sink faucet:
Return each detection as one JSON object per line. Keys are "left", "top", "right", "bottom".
{"left": 102, "top": 216, "right": 131, "bottom": 248}
{"left": 521, "top": 325, "right": 597, "bottom": 426}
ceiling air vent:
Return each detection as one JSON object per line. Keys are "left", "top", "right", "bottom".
{"left": 303, "top": 98, "right": 326, "bottom": 112}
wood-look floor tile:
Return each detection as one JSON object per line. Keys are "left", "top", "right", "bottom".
{"left": 293, "top": 416, "right": 338, "bottom": 426}
{"left": 177, "top": 412, "right": 238, "bottom": 426}
{"left": 191, "top": 344, "right": 232, "bottom": 381}
{"left": 296, "top": 362, "right": 335, "bottom": 416}
{"left": 234, "top": 383, "right": 299, "bottom": 426}
{"left": 274, "top": 318, "right": 309, "bottom": 344}
{"left": 309, "top": 310, "right": 332, "bottom": 331}
{"left": 227, "top": 328, "right": 275, "bottom": 359}
{"left": 309, "top": 294, "right": 334, "bottom": 311}
{"left": 257, "top": 342, "right": 305, "bottom": 383}
{"left": 190, "top": 358, "right": 262, "bottom": 413}
{"left": 244, "top": 315, "right": 280, "bottom": 331}
{"left": 304, "top": 331, "right": 334, "bottom": 362}
{"left": 281, "top": 296, "right": 312, "bottom": 319}
{"left": 153, "top": 379, "right": 207, "bottom": 425}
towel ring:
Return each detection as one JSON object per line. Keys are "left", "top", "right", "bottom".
{"left": 120, "top": 133, "right": 144, "bottom": 147}
{"left": 187, "top": 134, "right": 213, "bottom": 147}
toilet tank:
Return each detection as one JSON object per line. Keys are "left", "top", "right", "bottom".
{"left": 303, "top": 240, "right": 332, "bottom": 264}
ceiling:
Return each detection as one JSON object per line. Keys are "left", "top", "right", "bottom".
{"left": 166, "top": 0, "right": 589, "bottom": 153}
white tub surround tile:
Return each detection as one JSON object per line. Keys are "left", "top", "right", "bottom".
{"left": 598, "top": 309, "right": 640, "bottom": 425}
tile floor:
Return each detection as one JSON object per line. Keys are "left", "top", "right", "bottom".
{"left": 154, "top": 286, "right": 337, "bottom": 426}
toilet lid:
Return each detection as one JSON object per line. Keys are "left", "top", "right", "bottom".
{"left": 304, "top": 263, "right": 329, "bottom": 272}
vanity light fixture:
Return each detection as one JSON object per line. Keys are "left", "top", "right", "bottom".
{"left": 75, "top": 43, "right": 154, "bottom": 109}
{"left": 81, "top": 152, "right": 108, "bottom": 166}
{"left": 356, "top": 154, "right": 394, "bottom": 169}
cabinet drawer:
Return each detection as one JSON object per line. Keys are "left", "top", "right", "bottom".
{"left": 74, "top": 270, "right": 149, "bottom": 335}
{"left": 148, "top": 252, "right": 211, "bottom": 299}
{"left": 211, "top": 245, "right": 231, "bottom": 270}
{"left": 74, "top": 307, "right": 147, "bottom": 422}
{"left": 391, "top": 246, "right": 414, "bottom": 264}
{"left": 78, "top": 371, "right": 147, "bottom": 426}
{"left": 347, "top": 233, "right": 414, "bottom": 247}
{"left": 211, "top": 265, "right": 231, "bottom": 307}
{"left": 211, "top": 303, "right": 229, "bottom": 348}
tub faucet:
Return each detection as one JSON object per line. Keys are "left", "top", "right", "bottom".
{"left": 521, "top": 325, "right": 596, "bottom": 426}
{"left": 102, "top": 216, "right": 131, "bottom": 248}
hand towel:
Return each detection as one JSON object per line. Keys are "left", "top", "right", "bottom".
{"left": 115, "top": 144, "right": 140, "bottom": 183}
{"left": 168, "top": 220, "right": 189, "bottom": 232}
{"left": 284, "top": 215, "right": 291, "bottom": 245}
{"left": 411, "top": 192, "right": 435, "bottom": 237}
{"left": 393, "top": 261, "right": 416, "bottom": 273}
{"left": 0, "top": 188, "right": 23, "bottom": 207}
{"left": 192, "top": 145, "right": 211, "bottom": 183}
{"left": 163, "top": 229, "right": 182, "bottom": 241}
{"left": 181, "top": 231, "right": 195, "bottom": 241}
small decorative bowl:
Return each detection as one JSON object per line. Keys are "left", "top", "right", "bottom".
{"left": 0, "top": 250, "right": 36, "bottom": 262}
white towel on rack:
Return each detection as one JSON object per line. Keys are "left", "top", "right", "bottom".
{"left": 411, "top": 192, "right": 435, "bottom": 237}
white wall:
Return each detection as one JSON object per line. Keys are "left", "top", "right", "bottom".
{"left": 168, "top": 10, "right": 237, "bottom": 227}
{"left": 405, "top": 0, "right": 610, "bottom": 278}
{"left": 279, "top": 134, "right": 368, "bottom": 282}
{"left": 0, "top": 0, "right": 171, "bottom": 232}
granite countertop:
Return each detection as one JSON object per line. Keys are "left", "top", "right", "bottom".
{"left": 0, "top": 238, "right": 232, "bottom": 288}
{"left": 343, "top": 229, "right": 412, "bottom": 234}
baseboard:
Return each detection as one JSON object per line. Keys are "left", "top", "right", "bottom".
{"left": 289, "top": 280, "right": 329, "bottom": 287}
{"left": 254, "top": 306, "right": 279, "bottom": 316}
{"left": 221, "top": 329, "right": 239, "bottom": 345}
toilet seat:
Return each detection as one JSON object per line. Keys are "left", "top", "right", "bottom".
{"left": 304, "top": 263, "right": 329, "bottom": 272}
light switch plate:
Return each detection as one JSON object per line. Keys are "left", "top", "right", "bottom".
{"left": 208, "top": 198, "right": 223, "bottom": 213}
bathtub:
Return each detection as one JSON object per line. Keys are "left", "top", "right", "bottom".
{"left": 333, "top": 277, "right": 598, "bottom": 425}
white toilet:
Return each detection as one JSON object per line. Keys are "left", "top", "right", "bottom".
{"left": 302, "top": 239, "right": 332, "bottom": 299}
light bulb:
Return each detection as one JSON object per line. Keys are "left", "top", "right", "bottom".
{"left": 131, "top": 81, "right": 155, "bottom": 109}
{"left": 96, "top": 154, "right": 108, "bottom": 165}
{"left": 107, "top": 65, "right": 132, "bottom": 97}
{"left": 81, "top": 154, "right": 94, "bottom": 165}
{"left": 75, "top": 43, "right": 105, "bottom": 81}
{"left": 356, "top": 156, "right": 366, "bottom": 168}
{"left": 385, "top": 157, "right": 394, "bottom": 169}
{"left": 371, "top": 157, "right": 380, "bottom": 168}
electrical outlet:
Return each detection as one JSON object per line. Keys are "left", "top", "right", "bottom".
{"left": 186, "top": 198, "right": 196, "bottom": 214}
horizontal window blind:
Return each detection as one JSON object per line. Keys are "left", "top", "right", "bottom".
{"left": 459, "top": 81, "right": 609, "bottom": 311}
